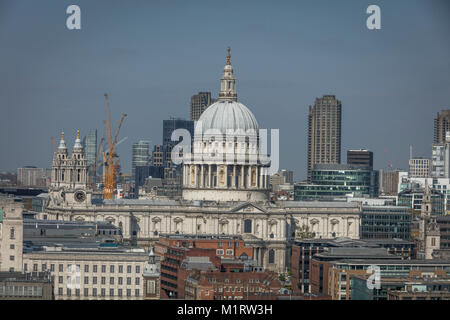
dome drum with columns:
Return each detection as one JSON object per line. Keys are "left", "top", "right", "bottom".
{"left": 182, "top": 48, "right": 271, "bottom": 202}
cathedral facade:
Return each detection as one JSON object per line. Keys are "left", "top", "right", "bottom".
{"left": 45, "top": 50, "right": 362, "bottom": 273}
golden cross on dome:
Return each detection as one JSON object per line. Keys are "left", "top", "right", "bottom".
{"left": 226, "top": 47, "right": 231, "bottom": 65}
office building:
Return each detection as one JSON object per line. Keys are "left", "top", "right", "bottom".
{"left": 162, "top": 118, "right": 194, "bottom": 148}
{"left": 291, "top": 238, "right": 416, "bottom": 294}
{"left": 190, "top": 92, "right": 215, "bottom": 121}
{"left": 397, "top": 187, "right": 445, "bottom": 215}
{"left": 131, "top": 140, "right": 150, "bottom": 181}
{"left": 307, "top": 95, "right": 342, "bottom": 182}
{"left": 380, "top": 170, "right": 407, "bottom": 195}
{"left": 361, "top": 206, "right": 412, "bottom": 240}
{"left": 434, "top": 109, "right": 450, "bottom": 144}
{"left": 432, "top": 132, "right": 450, "bottom": 178}
{"left": 351, "top": 275, "right": 450, "bottom": 301}
{"left": 0, "top": 271, "right": 53, "bottom": 300}
{"left": 294, "top": 164, "right": 379, "bottom": 200}
{"left": 185, "top": 268, "right": 282, "bottom": 300}
{"left": 0, "top": 198, "right": 24, "bottom": 272}
{"left": 134, "top": 165, "right": 164, "bottom": 193}
{"left": 310, "top": 254, "right": 450, "bottom": 300}
{"left": 409, "top": 157, "right": 430, "bottom": 178}
{"left": 347, "top": 149, "right": 373, "bottom": 170}
{"left": 82, "top": 130, "right": 97, "bottom": 178}
{"left": 17, "top": 167, "right": 49, "bottom": 187}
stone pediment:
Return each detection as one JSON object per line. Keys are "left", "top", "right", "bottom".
{"left": 230, "top": 202, "right": 267, "bottom": 214}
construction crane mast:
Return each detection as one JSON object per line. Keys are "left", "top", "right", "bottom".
{"left": 103, "top": 93, "right": 127, "bottom": 199}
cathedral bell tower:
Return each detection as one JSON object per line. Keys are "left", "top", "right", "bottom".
{"left": 49, "top": 130, "right": 91, "bottom": 208}
{"left": 218, "top": 47, "right": 237, "bottom": 102}
{"left": 419, "top": 180, "right": 441, "bottom": 259}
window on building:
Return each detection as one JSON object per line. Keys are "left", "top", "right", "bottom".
{"left": 85, "top": 265, "right": 89, "bottom": 273}
{"left": 268, "top": 249, "right": 275, "bottom": 264}
{"left": 147, "top": 280, "right": 155, "bottom": 295}
{"left": 10, "top": 228, "right": 15, "bottom": 239}
{"left": 244, "top": 220, "right": 252, "bottom": 233}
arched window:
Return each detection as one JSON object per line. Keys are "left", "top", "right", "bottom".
{"left": 268, "top": 249, "right": 275, "bottom": 264}
{"left": 244, "top": 219, "right": 252, "bottom": 233}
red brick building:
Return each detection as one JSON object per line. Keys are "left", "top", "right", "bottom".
{"left": 184, "top": 269, "right": 282, "bottom": 300}
{"left": 155, "top": 234, "right": 255, "bottom": 299}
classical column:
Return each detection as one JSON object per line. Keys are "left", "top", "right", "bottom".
{"left": 200, "top": 165, "right": 204, "bottom": 187}
{"left": 194, "top": 165, "right": 198, "bottom": 187}
{"left": 241, "top": 166, "right": 245, "bottom": 188}
{"left": 232, "top": 165, "right": 236, "bottom": 188}
{"left": 208, "top": 164, "right": 212, "bottom": 187}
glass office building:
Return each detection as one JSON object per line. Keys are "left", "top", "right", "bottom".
{"left": 294, "top": 164, "right": 379, "bottom": 200}
{"left": 361, "top": 206, "right": 412, "bottom": 240}
{"left": 132, "top": 140, "right": 151, "bottom": 181}
{"left": 397, "top": 188, "right": 445, "bottom": 215}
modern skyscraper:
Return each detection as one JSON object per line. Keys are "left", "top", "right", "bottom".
{"left": 162, "top": 118, "right": 194, "bottom": 148}
{"left": 307, "top": 95, "right": 342, "bottom": 182}
{"left": 132, "top": 140, "right": 150, "bottom": 181}
{"left": 82, "top": 129, "right": 97, "bottom": 178}
{"left": 190, "top": 92, "right": 215, "bottom": 121}
{"left": 347, "top": 149, "right": 374, "bottom": 170}
{"left": 434, "top": 110, "right": 450, "bottom": 144}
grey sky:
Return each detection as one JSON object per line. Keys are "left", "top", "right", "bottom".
{"left": 0, "top": 0, "right": 449, "bottom": 180}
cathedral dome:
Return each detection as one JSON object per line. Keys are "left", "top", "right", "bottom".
{"left": 195, "top": 100, "right": 259, "bottom": 135}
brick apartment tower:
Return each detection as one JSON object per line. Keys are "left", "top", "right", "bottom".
{"left": 307, "top": 95, "right": 342, "bottom": 182}
{"left": 434, "top": 110, "right": 450, "bottom": 144}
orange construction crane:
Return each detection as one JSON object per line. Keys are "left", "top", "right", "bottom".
{"left": 103, "top": 93, "right": 127, "bottom": 199}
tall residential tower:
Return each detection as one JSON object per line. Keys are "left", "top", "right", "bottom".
{"left": 307, "top": 95, "right": 342, "bottom": 182}
{"left": 434, "top": 110, "right": 450, "bottom": 144}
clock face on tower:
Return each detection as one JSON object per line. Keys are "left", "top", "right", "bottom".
{"left": 74, "top": 190, "right": 86, "bottom": 203}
